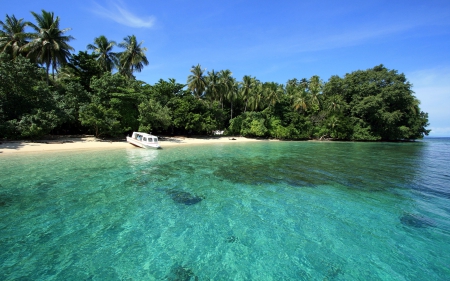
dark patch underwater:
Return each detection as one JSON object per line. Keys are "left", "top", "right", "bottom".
{"left": 166, "top": 190, "right": 203, "bottom": 205}
{"left": 166, "top": 264, "right": 198, "bottom": 281}
{"left": 400, "top": 213, "right": 436, "bottom": 228}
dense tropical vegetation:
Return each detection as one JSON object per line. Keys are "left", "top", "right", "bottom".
{"left": 0, "top": 11, "right": 430, "bottom": 141}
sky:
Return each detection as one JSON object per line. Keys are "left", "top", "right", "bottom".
{"left": 3, "top": 0, "right": 450, "bottom": 136}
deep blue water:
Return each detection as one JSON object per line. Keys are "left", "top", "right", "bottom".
{"left": 0, "top": 139, "right": 449, "bottom": 280}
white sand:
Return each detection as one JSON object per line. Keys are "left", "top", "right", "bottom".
{"left": 0, "top": 136, "right": 277, "bottom": 154}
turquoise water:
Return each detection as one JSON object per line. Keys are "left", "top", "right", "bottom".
{"left": 1, "top": 139, "right": 449, "bottom": 280}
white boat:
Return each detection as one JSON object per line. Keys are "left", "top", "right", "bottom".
{"left": 126, "top": 132, "right": 161, "bottom": 149}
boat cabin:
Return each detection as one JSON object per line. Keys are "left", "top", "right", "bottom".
{"left": 131, "top": 132, "right": 159, "bottom": 144}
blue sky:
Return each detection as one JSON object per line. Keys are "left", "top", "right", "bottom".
{"left": 4, "top": 0, "right": 450, "bottom": 136}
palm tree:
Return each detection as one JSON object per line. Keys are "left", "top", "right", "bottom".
{"left": 239, "top": 75, "right": 254, "bottom": 112}
{"left": 227, "top": 80, "right": 239, "bottom": 119}
{"left": 205, "top": 69, "right": 221, "bottom": 104}
{"left": 0, "top": 14, "right": 30, "bottom": 59}
{"left": 300, "top": 78, "right": 309, "bottom": 89}
{"left": 118, "top": 35, "right": 149, "bottom": 78}
{"left": 249, "top": 82, "right": 264, "bottom": 111}
{"left": 25, "top": 10, "right": 74, "bottom": 83}
{"left": 308, "top": 75, "right": 323, "bottom": 110}
{"left": 264, "top": 82, "right": 283, "bottom": 108}
{"left": 285, "top": 78, "right": 298, "bottom": 97}
{"left": 187, "top": 64, "right": 207, "bottom": 98}
{"left": 218, "top": 69, "right": 236, "bottom": 117}
{"left": 87, "top": 35, "right": 118, "bottom": 72}
{"left": 327, "top": 115, "right": 340, "bottom": 138}
{"left": 326, "top": 95, "right": 343, "bottom": 113}
{"left": 292, "top": 87, "right": 309, "bottom": 112}
{"left": 24, "top": 10, "right": 74, "bottom": 83}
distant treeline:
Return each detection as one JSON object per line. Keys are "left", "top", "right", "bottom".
{"left": 0, "top": 11, "right": 429, "bottom": 141}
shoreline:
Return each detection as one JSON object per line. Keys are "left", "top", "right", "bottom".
{"left": 0, "top": 136, "right": 278, "bottom": 154}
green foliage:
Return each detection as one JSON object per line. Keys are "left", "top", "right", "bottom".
{"left": 268, "top": 118, "right": 290, "bottom": 139}
{"left": 0, "top": 14, "right": 30, "bottom": 59}
{"left": 218, "top": 69, "right": 237, "bottom": 118}
{"left": 86, "top": 73, "right": 144, "bottom": 135}
{"left": 87, "top": 35, "right": 118, "bottom": 72}
{"left": 17, "top": 109, "right": 59, "bottom": 139}
{"left": 118, "top": 35, "right": 148, "bottom": 79}
{"left": 339, "top": 65, "right": 430, "bottom": 140}
{"left": 0, "top": 44, "right": 430, "bottom": 142}
{"left": 242, "top": 118, "right": 267, "bottom": 137}
{"left": 187, "top": 64, "right": 207, "bottom": 98}
{"left": 0, "top": 120, "right": 17, "bottom": 138}
{"left": 0, "top": 54, "right": 60, "bottom": 139}
{"left": 1, "top": 11, "right": 431, "bottom": 141}
{"left": 59, "top": 51, "right": 103, "bottom": 91}
{"left": 206, "top": 70, "right": 222, "bottom": 105}
{"left": 351, "top": 121, "right": 381, "bottom": 141}
{"left": 228, "top": 100, "right": 315, "bottom": 140}
{"left": 145, "top": 78, "right": 185, "bottom": 106}
{"left": 263, "top": 82, "right": 283, "bottom": 108}
{"left": 167, "top": 94, "right": 222, "bottom": 134}
{"left": 138, "top": 99, "right": 172, "bottom": 133}
{"left": 90, "top": 72, "right": 132, "bottom": 103}
{"left": 227, "top": 115, "right": 243, "bottom": 135}
{"left": 25, "top": 10, "right": 74, "bottom": 82}
{"left": 229, "top": 112, "right": 268, "bottom": 137}
{"left": 79, "top": 103, "right": 121, "bottom": 137}
{"left": 55, "top": 81, "right": 90, "bottom": 117}
{"left": 1, "top": 55, "right": 40, "bottom": 115}
{"left": 208, "top": 101, "right": 228, "bottom": 130}
{"left": 327, "top": 114, "right": 352, "bottom": 140}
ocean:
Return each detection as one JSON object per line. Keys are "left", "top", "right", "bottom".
{"left": 0, "top": 138, "right": 449, "bottom": 280}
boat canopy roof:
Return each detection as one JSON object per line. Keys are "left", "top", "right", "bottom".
{"left": 132, "top": 132, "right": 158, "bottom": 138}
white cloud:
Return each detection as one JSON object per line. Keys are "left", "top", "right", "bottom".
{"left": 237, "top": 21, "right": 420, "bottom": 60}
{"left": 317, "top": 25, "right": 411, "bottom": 49}
{"left": 427, "top": 127, "right": 450, "bottom": 136}
{"left": 408, "top": 67, "right": 450, "bottom": 136}
{"left": 91, "top": 1, "right": 156, "bottom": 28}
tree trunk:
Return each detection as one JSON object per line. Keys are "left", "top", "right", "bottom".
{"left": 45, "top": 63, "right": 50, "bottom": 85}
{"left": 230, "top": 102, "right": 233, "bottom": 120}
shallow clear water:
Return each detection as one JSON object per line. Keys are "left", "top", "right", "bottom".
{"left": 1, "top": 139, "right": 449, "bottom": 280}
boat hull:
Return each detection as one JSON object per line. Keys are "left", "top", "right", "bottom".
{"left": 126, "top": 137, "right": 161, "bottom": 149}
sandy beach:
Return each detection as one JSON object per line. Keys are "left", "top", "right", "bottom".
{"left": 0, "top": 136, "right": 276, "bottom": 154}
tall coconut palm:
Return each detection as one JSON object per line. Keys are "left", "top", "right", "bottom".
{"left": 308, "top": 75, "right": 323, "bottom": 110}
{"left": 187, "top": 64, "right": 207, "bottom": 98}
{"left": 87, "top": 35, "right": 118, "bottom": 72}
{"left": 118, "top": 35, "right": 149, "bottom": 79}
{"left": 239, "top": 75, "right": 254, "bottom": 113}
{"left": 300, "top": 78, "right": 309, "bottom": 89}
{"left": 227, "top": 80, "right": 239, "bottom": 119}
{"left": 218, "top": 69, "right": 234, "bottom": 96}
{"left": 292, "top": 87, "right": 309, "bottom": 112}
{"left": 0, "top": 14, "right": 30, "bottom": 59}
{"left": 285, "top": 78, "right": 298, "bottom": 95}
{"left": 327, "top": 115, "right": 340, "bottom": 138}
{"left": 264, "top": 82, "right": 283, "bottom": 108}
{"left": 218, "top": 69, "right": 236, "bottom": 118}
{"left": 249, "top": 82, "right": 264, "bottom": 111}
{"left": 326, "top": 95, "right": 344, "bottom": 113}
{"left": 25, "top": 10, "right": 74, "bottom": 83}
{"left": 216, "top": 69, "right": 232, "bottom": 109}
{"left": 205, "top": 69, "right": 221, "bottom": 104}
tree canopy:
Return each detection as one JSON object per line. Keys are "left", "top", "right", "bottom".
{"left": 0, "top": 12, "right": 429, "bottom": 141}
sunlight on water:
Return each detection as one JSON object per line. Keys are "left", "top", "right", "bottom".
{"left": 1, "top": 140, "right": 449, "bottom": 280}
